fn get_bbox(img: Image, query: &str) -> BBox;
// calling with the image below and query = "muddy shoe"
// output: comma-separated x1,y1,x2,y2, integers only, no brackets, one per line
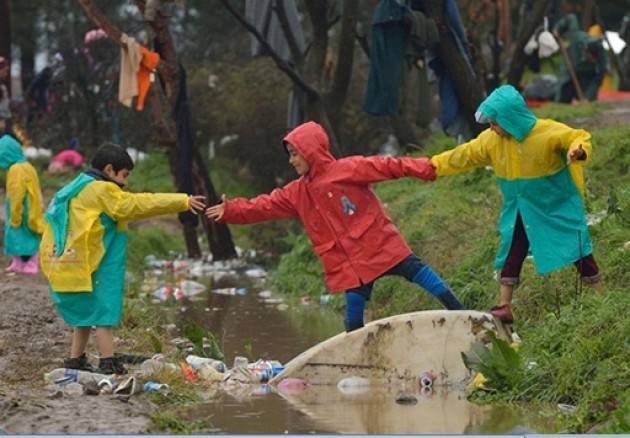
63,353,95,372
97,357,128,375
490,304,514,324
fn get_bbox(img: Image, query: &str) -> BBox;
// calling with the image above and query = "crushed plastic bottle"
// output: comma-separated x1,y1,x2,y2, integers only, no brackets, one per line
45,368,111,385
212,287,247,296
143,381,170,394
233,356,249,369
177,279,207,296
185,355,227,373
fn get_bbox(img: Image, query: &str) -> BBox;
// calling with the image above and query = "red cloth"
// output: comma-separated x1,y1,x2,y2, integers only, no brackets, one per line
222,121,436,292
51,149,84,167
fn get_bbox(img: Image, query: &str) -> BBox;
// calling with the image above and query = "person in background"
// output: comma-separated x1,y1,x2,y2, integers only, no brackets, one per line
0,56,12,136
0,134,45,274
48,137,85,175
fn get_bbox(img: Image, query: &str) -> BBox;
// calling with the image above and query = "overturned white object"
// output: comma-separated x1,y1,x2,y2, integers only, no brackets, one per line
270,310,509,387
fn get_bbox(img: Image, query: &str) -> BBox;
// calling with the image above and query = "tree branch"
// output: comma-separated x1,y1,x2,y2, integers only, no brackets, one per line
218,0,320,100
273,0,303,67
329,0,359,107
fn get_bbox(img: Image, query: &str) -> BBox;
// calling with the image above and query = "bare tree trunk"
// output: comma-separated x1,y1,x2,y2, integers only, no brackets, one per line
77,0,237,260
506,0,548,87
0,0,11,96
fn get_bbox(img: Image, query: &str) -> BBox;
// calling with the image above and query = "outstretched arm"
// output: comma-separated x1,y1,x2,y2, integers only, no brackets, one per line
333,155,436,185
206,185,298,225
550,121,592,166
98,183,205,222
430,131,492,176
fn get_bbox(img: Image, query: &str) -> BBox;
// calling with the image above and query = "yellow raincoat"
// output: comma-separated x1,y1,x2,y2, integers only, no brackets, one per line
0,135,45,256
40,172,189,326
431,85,593,276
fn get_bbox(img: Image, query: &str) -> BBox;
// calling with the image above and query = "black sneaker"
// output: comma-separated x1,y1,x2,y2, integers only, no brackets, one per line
114,352,149,364
63,353,95,372
97,357,128,375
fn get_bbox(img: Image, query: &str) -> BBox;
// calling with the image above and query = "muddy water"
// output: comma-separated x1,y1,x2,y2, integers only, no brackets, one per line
156,271,559,434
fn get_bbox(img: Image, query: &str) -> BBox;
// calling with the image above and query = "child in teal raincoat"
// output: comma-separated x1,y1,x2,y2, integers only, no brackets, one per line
431,85,601,323
0,134,45,274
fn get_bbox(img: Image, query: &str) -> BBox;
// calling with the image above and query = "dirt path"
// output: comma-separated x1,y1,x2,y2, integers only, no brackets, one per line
0,261,154,434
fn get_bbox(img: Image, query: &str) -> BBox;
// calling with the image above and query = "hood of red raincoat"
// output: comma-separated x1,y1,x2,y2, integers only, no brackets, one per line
283,121,335,177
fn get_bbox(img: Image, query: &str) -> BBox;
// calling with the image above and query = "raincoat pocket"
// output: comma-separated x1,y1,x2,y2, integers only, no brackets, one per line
348,214,377,240
313,240,344,273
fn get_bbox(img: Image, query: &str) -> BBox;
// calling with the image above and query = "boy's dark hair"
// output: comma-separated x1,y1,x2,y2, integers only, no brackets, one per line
91,143,134,172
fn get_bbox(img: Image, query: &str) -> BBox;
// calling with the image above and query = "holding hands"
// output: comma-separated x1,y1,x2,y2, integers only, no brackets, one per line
567,144,587,164
206,194,227,222
188,195,207,214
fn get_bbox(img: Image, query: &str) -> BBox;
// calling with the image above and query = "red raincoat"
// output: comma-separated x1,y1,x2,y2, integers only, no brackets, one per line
223,122,436,292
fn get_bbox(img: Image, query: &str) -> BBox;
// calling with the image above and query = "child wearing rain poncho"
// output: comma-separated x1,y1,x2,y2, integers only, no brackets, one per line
431,85,601,323
0,134,45,274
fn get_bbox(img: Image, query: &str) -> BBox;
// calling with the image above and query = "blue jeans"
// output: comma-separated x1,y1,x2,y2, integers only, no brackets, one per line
344,254,461,331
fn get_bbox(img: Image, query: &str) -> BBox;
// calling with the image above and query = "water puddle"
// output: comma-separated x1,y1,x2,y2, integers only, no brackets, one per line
144,262,561,434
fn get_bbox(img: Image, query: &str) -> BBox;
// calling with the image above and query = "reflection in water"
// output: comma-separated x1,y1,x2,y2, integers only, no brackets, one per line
155,271,559,434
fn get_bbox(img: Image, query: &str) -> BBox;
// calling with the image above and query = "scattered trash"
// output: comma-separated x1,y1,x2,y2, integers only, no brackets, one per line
526,361,538,370
395,393,418,405
140,356,178,375
247,359,284,383
143,381,170,394
586,210,607,226
251,384,273,396
261,297,284,305
319,294,333,305
177,279,206,296
277,377,309,395
258,290,272,299
45,368,111,385
186,355,227,373
468,372,488,390
557,403,577,413
244,267,266,279
62,382,84,397
233,356,249,369
114,376,138,395
337,376,370,389
198,365,225,383
277,303,289,311
419,371,436,388
511,332,522,344
153,286,183,301
180,361,197,382
212,287,247,296
300,296,312,305
98,378,114,394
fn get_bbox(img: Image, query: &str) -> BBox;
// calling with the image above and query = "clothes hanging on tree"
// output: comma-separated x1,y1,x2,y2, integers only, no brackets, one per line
118,34,160,110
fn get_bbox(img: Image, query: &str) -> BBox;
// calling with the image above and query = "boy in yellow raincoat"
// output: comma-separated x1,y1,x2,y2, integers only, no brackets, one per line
0,134,45,274
431,85,601,324
40,143,205,374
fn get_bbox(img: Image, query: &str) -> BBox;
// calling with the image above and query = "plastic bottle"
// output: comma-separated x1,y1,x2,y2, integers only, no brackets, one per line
233,356,249,369
44,368,111,385
319,295,333,305
185,355,227,373
143,382,170,393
